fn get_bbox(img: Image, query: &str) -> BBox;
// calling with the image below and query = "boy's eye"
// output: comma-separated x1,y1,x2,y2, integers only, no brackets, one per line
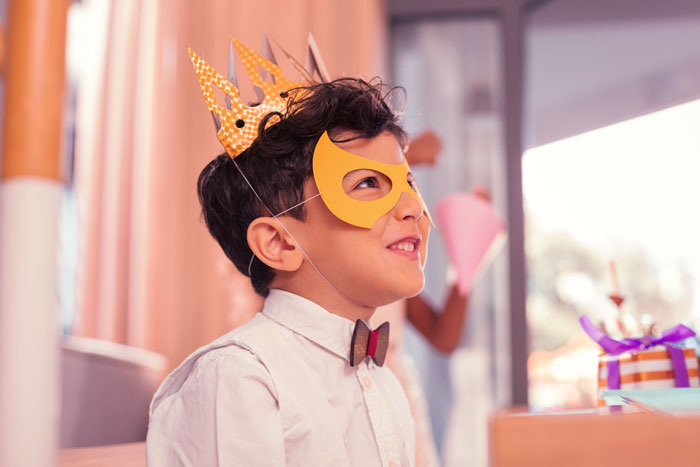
355,177,379,189
407,174,418,193
342,169,392,201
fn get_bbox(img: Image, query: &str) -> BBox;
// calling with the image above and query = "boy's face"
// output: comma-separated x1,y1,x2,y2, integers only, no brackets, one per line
294,131,430,307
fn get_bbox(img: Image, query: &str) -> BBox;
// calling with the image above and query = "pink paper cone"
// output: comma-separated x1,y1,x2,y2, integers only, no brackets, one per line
436,192,507,295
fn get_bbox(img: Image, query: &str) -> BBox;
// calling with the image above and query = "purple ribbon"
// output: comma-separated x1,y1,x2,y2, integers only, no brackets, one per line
579,315,696,390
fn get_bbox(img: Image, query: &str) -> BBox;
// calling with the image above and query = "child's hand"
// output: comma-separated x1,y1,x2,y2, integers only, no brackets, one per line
445,263,459,288
405,130,442,166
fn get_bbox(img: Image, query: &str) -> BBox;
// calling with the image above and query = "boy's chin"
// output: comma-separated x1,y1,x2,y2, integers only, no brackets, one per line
390,275,425,301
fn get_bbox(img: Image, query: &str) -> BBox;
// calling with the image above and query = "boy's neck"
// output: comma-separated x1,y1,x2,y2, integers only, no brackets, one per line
272,283,376,323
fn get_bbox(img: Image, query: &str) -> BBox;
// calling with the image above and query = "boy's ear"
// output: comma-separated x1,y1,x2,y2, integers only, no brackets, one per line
247,217,304,272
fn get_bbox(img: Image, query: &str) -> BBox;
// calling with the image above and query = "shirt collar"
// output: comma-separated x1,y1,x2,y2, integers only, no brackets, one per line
262,289,356,363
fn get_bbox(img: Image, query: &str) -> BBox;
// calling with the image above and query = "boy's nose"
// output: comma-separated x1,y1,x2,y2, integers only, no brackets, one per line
393,191,424,222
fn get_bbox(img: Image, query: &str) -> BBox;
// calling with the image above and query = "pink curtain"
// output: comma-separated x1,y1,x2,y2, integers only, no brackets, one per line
74,0,388,371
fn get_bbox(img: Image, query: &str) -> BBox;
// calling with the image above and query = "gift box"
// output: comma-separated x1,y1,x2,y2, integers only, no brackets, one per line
580,316,700,401
598,346,699,391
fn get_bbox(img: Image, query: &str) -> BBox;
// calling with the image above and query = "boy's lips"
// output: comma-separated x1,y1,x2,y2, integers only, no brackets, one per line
386,235,421,258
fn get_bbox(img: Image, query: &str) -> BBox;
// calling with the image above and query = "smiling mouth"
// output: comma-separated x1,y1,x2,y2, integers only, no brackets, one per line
387,236,421,256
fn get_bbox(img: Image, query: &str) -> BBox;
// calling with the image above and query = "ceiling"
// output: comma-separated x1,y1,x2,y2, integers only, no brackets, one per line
388,0,700,148
526,0,700,146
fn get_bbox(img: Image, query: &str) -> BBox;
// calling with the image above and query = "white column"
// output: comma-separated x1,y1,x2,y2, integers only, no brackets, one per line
0,179,63,466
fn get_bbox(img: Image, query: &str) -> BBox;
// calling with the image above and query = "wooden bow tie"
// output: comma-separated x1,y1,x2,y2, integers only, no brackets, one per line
350,320,390,367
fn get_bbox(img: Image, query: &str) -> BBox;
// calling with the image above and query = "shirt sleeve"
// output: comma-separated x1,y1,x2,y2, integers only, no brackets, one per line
146,345,286,467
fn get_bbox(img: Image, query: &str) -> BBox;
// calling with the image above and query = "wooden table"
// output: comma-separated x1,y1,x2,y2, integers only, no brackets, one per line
57,442,145,467
57,409,700,467
490,408,700,466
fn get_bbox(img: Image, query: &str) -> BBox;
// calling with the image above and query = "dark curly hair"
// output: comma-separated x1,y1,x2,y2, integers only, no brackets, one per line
197,78,408,296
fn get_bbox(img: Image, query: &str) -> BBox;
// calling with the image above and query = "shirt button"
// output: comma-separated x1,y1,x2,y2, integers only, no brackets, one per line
362,376,372,389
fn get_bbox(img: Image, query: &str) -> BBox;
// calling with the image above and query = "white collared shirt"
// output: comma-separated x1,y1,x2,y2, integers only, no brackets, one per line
146,289,415,466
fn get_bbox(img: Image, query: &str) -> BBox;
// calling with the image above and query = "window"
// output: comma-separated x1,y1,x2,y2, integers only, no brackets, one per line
524,99,700,408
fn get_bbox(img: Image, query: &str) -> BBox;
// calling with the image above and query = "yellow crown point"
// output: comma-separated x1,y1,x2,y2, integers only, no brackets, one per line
188,38,305,159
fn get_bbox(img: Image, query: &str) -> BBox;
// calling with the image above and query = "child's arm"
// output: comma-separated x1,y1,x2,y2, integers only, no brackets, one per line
146,350,286,466
405,130,442,166
406,284,469,353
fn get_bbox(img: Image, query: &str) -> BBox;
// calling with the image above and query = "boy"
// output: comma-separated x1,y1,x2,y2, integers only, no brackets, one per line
146,39,430,466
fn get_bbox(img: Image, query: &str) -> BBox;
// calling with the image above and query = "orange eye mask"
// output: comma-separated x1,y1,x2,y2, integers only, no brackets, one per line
312,131,432,229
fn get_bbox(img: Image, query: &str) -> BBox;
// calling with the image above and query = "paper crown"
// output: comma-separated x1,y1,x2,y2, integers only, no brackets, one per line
188,35,330,159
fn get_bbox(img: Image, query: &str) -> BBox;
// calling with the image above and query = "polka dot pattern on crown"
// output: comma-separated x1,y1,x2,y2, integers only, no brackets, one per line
187,39,305,159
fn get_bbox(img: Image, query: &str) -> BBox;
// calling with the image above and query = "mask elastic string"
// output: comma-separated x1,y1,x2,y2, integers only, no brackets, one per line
233,160,365,308
268,215,366,307
233,159,276,217
247,254,256,277
273,192,321,217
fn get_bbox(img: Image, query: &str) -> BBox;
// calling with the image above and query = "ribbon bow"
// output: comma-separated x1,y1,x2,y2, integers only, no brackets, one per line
350,320,390,367
579,315,696,389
